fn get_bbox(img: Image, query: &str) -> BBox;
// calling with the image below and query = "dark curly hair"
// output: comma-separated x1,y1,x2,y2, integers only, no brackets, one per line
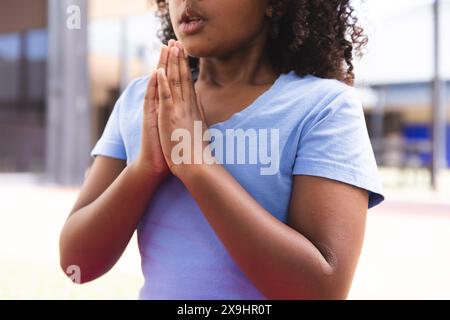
153,0,367,85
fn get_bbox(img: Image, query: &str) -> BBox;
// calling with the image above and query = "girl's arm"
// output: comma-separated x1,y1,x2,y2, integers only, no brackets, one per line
59,43,176,284
175,164,368,300
59,156,165,284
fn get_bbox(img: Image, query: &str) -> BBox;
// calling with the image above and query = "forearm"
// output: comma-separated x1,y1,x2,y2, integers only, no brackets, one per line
177,164,338,299
59,163,163,283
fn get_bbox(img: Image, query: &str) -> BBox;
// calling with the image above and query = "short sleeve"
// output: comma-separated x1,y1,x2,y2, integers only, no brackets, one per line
90,94,127,161
293,88,385,209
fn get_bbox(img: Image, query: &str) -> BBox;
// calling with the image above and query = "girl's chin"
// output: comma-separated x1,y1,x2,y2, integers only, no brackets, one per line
183,47,215,59
179,39,218,58
180,37,246,60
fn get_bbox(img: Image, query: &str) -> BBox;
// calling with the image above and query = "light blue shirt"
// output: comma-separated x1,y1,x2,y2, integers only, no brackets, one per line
91,71,385,299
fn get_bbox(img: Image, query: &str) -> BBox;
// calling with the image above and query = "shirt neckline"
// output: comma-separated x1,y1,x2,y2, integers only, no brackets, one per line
208,71,292,129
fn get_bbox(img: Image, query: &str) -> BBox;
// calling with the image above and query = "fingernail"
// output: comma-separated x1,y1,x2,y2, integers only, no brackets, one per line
175,42,183,57
172,47,179,57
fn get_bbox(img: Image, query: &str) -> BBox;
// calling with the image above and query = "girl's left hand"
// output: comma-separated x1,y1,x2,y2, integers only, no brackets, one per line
156,42,211,176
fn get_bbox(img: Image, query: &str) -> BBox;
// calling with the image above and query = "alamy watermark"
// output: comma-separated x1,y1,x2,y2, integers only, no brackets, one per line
66,265,81,284
66,5,81,30
171,121,280,176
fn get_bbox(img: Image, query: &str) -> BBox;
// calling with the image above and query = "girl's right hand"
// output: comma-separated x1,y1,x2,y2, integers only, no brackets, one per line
133,41,176,180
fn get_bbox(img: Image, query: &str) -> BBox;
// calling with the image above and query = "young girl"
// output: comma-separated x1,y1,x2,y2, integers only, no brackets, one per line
59,0,384,299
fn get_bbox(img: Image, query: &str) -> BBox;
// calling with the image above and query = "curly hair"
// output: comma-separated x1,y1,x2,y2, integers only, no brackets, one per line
153,0,367,85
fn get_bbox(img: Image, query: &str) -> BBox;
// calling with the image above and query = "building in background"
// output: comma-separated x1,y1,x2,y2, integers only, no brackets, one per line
0,0,448,185
356,0,450,170
0,0,47,173
0,0,159,184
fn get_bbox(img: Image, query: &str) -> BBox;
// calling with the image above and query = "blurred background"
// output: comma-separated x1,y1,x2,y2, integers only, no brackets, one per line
0,0,449,299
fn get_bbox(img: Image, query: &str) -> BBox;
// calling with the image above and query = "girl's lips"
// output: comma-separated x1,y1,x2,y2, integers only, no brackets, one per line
179,19,207,35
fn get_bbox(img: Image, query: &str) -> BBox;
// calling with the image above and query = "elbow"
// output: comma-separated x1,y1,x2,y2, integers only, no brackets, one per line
312,285,350,300
307,267,353,300
59,260,83,285
263,269,352,300
305,255,354,300
59,250,102,285
267,288,349,301
309,272,353,300
59,239,86,285
292,281,350,300
59,229,101,285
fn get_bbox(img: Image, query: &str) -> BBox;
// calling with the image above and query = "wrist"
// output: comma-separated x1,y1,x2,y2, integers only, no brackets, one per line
172,161,220,183
170,143,218,180
129,160,168,185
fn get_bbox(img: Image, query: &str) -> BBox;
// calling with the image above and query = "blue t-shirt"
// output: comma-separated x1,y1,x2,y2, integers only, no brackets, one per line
91,71,385,299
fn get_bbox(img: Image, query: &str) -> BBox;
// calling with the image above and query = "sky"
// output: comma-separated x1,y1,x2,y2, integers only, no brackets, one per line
354,0,450,84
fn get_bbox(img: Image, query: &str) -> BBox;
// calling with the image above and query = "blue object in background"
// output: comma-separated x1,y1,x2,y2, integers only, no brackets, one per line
403,124,450,167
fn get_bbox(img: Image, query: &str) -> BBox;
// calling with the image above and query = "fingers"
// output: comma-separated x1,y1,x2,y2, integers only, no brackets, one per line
157,40,176,71
155,45,168,103
157,68,173,109
168,39,176,48
161,40,192,102
144,70,158,110
156,40,176,101
144,70,158,116
157,45,169,71
142,71,159,129
167,46,182,103
177,43,194,102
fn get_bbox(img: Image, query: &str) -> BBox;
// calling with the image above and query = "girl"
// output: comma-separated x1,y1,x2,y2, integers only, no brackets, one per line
59,0,384,299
